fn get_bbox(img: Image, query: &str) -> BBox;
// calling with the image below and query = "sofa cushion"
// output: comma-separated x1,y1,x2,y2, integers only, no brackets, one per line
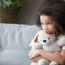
0,23,41,65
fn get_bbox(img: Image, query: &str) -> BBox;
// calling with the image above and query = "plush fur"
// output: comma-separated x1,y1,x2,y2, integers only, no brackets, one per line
29,30,65,65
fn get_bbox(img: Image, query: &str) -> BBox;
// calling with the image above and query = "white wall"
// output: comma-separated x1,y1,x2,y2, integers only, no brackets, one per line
18,0,43,25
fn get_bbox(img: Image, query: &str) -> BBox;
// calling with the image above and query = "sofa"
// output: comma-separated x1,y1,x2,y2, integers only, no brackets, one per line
0,23,41,65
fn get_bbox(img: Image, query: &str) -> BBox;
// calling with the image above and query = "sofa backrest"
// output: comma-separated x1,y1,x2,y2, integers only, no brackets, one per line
0,23,41,65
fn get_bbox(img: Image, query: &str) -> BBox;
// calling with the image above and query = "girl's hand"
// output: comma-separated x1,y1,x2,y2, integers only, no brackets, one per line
29,34,39,59
31,55,46,62
28,49,40,60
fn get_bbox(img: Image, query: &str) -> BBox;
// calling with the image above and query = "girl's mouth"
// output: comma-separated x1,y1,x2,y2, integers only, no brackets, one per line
45,31,53,34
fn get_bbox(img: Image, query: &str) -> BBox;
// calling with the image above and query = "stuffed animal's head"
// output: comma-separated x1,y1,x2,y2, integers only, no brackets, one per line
38,31,56,45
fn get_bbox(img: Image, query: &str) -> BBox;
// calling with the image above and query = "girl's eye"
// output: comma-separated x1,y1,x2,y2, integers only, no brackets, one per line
48,23,51,25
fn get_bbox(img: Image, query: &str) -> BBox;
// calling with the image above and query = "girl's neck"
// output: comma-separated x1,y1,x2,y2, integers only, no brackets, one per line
55,31,59,36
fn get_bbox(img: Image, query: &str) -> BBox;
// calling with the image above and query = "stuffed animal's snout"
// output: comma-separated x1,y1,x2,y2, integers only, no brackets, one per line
43,40,46,43
42,39,50,45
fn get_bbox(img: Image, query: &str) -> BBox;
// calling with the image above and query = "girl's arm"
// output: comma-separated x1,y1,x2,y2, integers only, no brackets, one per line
30,55,44,62
30,49,65,65
37,49,65,65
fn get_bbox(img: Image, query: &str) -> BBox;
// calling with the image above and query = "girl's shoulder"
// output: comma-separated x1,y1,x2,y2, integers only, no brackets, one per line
56,34,65,50
56,33,65,39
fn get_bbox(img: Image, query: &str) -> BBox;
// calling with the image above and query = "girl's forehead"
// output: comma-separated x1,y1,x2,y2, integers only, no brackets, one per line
40,15,52,19
40,15,53,22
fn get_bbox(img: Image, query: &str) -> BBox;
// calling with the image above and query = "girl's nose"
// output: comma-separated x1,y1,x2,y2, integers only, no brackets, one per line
43,25,48,30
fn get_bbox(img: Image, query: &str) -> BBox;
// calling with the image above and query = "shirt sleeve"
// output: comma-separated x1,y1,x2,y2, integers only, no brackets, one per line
62,46,65,50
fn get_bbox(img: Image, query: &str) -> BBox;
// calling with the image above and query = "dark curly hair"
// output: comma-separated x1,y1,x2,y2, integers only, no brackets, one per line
35,0,65,34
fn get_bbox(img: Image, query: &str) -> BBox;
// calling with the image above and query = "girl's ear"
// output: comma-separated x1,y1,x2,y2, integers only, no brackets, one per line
34,34,39,42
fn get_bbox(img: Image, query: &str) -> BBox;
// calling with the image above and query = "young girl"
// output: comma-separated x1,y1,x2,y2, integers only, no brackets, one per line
29,0,65,65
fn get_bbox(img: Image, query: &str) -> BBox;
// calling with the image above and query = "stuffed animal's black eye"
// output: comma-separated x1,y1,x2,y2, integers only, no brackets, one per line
48,38,50,40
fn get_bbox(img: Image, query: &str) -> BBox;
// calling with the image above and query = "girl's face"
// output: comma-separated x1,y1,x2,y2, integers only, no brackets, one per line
40,15,59,36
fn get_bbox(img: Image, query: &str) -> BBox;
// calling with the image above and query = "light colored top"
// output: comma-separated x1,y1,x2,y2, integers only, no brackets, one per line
62,46,65,50
56,34,65,50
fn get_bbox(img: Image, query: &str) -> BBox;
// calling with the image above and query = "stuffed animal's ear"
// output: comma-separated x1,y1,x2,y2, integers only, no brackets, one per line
29,34,39,48
34,34,39,42
29,30,41,48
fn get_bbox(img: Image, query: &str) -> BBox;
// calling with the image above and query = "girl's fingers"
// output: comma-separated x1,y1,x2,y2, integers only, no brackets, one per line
29,55,32,57
34,34,39,42
29,51,31,52
28,51,33,57
30,56,34,60
28,53,31,57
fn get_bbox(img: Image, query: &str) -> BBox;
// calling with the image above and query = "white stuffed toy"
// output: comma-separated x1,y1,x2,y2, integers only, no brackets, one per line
29,30,65,65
